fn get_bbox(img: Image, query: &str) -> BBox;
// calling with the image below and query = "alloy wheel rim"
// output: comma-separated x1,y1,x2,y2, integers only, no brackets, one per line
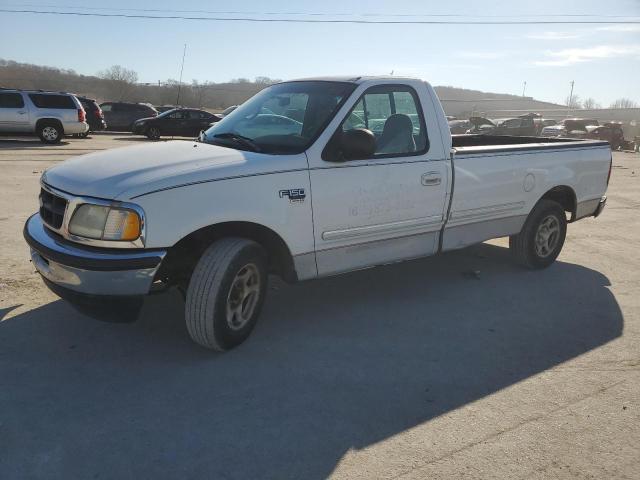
42,126,58,141
534,215,560,258
226,263,261,331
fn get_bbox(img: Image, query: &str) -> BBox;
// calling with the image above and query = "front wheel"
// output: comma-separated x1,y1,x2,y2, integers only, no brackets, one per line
509,199,567,269
185,238,268,351
146,126,161,140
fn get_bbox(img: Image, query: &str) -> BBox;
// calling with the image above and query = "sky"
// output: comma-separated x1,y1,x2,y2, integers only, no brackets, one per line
0,0,639,106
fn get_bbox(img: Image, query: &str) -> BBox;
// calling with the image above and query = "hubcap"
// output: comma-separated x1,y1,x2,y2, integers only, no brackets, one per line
534,215,560,258
226,263,261,331
42,126,58,141
150,128,159,138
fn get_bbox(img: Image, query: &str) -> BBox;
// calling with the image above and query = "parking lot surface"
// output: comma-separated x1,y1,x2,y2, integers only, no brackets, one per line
0,134,638,479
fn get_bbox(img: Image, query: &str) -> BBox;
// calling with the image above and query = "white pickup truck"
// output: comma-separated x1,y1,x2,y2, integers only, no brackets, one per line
24,76,611,351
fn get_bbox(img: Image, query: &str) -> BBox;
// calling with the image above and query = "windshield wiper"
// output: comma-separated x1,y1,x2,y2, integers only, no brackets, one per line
212,133,262,152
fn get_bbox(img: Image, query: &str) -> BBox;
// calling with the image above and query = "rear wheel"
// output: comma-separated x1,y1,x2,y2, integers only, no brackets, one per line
185,238,268,351
37,122,62,144
509,199,567,269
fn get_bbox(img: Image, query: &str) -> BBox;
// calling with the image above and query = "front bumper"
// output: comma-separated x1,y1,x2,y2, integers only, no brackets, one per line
593,195,607,218
131,122,147,134
24,214,166,297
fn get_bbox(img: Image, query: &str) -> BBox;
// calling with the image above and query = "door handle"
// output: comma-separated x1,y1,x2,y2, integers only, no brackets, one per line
421,172,442,186
17,111,26,114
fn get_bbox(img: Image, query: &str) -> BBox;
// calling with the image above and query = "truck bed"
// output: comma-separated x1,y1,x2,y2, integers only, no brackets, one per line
452,134,610,154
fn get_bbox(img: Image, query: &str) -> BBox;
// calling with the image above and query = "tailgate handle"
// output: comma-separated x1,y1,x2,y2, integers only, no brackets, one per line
421,172,442,186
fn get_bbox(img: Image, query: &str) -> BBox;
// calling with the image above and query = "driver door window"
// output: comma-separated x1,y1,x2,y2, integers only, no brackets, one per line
338,86,428,157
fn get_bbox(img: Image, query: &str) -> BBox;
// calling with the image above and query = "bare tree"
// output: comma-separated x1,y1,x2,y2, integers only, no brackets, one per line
609,98,639,109
254,76,281,86
582,97,601,109
564,94,583,109
97,65,138,100
191,79,214,108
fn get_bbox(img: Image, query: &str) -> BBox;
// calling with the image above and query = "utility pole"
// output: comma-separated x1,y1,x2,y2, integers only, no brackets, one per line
567,80,575,118
522,81,527,97
176,44,187,106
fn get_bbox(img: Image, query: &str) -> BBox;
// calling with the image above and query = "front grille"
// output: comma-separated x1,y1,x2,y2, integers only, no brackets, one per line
39,188,67,229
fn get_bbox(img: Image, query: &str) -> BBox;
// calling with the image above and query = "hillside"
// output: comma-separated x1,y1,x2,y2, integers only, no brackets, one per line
0,59,563,115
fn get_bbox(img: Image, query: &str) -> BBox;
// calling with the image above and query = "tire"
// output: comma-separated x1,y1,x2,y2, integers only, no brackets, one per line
185,238,268,351
146,126,161,140
37,122,63,144
509,199,567,269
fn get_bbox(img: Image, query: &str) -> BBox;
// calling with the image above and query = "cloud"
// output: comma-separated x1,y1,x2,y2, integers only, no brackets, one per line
532,44,640,66
526,31,583,40
596,25,640,32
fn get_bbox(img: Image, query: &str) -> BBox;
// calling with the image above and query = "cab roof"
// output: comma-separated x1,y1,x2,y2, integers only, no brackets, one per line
287,75,423,84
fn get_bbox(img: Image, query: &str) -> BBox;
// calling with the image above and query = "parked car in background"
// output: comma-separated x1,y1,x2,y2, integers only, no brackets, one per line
467,116,537,136
0,89,88,143
467,116,496,134
496,117,538,136
541,118,599,138
449,119,472,134
132,108,221,139
154,105,177,114
100,102,158,131
220,105,238,117
534,118,558,135
75,96,106,137
585,123,625,150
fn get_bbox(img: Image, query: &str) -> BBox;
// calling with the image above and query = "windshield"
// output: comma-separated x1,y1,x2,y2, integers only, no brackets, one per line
201,81,356,154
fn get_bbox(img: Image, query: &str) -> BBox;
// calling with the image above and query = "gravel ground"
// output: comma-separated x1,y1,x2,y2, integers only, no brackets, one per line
0,133,638,479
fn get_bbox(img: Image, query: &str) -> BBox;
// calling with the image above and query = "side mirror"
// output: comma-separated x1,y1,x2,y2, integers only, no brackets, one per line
341,128,376,161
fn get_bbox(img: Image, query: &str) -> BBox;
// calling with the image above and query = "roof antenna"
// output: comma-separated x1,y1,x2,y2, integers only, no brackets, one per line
389,70,394,76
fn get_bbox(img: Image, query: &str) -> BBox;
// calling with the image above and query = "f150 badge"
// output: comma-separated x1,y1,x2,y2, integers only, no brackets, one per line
279,188,306,203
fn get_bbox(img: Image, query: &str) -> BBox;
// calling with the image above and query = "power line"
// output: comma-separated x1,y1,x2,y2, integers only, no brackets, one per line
3,3,638,18
1,9,640,24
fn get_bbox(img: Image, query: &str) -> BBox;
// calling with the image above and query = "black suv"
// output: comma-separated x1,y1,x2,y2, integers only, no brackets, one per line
100,102,158,131
132,108,221,139
76,96,106,136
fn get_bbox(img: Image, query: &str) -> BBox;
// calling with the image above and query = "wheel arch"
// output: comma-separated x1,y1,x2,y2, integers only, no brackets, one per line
155,221,298,287
537,185,577,221
36,117,65,134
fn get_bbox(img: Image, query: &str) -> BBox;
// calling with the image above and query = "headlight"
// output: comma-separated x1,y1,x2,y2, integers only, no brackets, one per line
69,204,142,241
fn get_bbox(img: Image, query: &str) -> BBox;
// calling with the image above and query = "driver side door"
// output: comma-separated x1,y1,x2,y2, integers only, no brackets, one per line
307,84,450,276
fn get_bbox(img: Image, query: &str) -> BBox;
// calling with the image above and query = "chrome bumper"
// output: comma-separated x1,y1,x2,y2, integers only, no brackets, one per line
24,214,166,296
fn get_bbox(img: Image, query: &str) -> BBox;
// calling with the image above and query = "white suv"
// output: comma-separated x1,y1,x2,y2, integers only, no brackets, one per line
0,89,89,143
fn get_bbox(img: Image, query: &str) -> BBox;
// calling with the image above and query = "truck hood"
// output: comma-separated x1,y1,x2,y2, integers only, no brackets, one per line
42,141,307,200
